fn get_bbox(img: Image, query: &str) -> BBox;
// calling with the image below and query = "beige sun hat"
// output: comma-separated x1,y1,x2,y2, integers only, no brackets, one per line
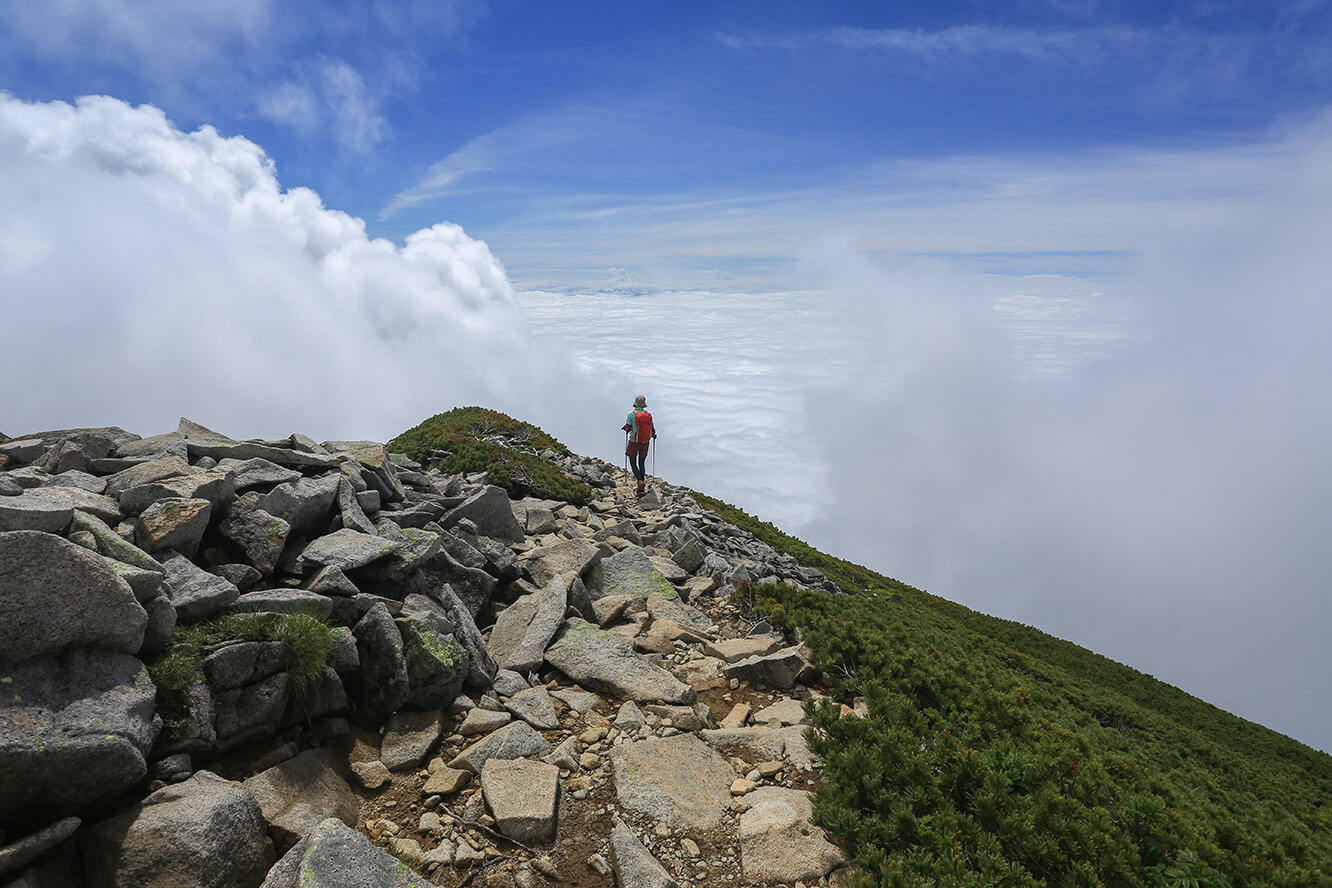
633,395,647,408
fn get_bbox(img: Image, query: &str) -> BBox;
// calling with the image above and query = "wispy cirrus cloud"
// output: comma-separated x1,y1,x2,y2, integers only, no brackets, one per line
379,108,610,219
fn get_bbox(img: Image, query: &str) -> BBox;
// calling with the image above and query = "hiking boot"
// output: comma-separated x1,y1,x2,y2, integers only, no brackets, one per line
636,481,646,496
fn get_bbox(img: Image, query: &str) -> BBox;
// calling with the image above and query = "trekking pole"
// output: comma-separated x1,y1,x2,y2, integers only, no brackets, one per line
651,436,655,480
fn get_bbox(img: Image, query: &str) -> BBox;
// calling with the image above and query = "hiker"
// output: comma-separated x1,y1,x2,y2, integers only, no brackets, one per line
622,394,657,496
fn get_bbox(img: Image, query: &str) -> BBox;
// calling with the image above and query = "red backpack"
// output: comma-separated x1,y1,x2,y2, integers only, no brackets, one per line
632,410,654,444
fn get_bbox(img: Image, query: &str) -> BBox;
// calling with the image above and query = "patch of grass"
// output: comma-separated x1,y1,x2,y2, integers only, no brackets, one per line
147,610,336,710
389,407,591,505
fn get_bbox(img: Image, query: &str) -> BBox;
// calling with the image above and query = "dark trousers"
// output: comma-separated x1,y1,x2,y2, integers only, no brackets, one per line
627,441,649,482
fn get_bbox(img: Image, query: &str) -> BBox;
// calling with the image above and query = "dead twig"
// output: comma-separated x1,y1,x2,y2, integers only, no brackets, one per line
437,807,540,856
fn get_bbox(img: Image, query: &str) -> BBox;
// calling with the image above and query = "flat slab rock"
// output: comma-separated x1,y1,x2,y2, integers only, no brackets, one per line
448,720,549,775
263,817,424,888
610,734,736,833
480,757,561,844
544,618,695,705
242,748,358,846
739,787,844,882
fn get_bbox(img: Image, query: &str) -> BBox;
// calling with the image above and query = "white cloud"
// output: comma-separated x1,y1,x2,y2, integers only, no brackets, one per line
257,58,389,154
0,94,600,442
515,112,1332,753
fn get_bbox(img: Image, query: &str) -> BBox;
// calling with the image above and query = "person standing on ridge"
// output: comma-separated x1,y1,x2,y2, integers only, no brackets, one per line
622,394,657,497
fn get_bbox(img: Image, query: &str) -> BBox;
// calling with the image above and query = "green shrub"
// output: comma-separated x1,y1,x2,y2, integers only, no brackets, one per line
389,407,591,505
740,582,1331,888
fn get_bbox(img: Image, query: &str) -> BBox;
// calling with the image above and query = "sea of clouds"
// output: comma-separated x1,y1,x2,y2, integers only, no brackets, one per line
3,93,1329,753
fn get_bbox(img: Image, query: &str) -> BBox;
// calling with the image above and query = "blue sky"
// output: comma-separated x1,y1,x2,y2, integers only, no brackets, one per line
3,2,1331,753
5,1,1330,288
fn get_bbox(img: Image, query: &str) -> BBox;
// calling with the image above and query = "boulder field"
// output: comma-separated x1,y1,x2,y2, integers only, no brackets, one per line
0,420,852,888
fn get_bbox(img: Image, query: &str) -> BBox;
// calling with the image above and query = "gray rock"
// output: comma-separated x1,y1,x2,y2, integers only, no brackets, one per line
700,727,786,762
738,787,843,882
0,531,147,668
228,589,335,620
103,557,165,602
135,497,212,556
242,748,358,846
336,477,377,535
219,492,291,576
437,528,488,571
214,673,290,748
646,591,713,635
593,519,641,544
201,640,292,691
349,602,409,726
103,455,194,499
0,816,80,881
702,636,784,663
0,438,46,464
217,457,302,492
586,546,678,605
608,820,679,888
350,760,391,790
402,549,497,618
183,426,341,470
645,703,714,732
480,758,560,844
487,591,540,670
491,669,529,698
0,475,22,496
752,698,810,727
422,582,497,690
360,524,442,583
722,645,808,690
282,668,347,727
2,465,52,489
119,468,235,515
0,649,161,830
261,817,424,888
541,736,582,772
322,441,407,504
327,627,359,673
439,485,524,542
504,686,560,730
139,594,177,657
522,538,601,589
671,538,707,575
297,528,403,574
544,618,695,704
502,576,569,675
610,734,735,832
83,770,274,888
0,489,74,533
592,593,633,628
397,614,468,710
70,509,160,571
301,565,360,596
380,710,444,771
116,429,188,460
39,469,107,493
158,550,240,623
459,708,512,736
549,687,602,714
213,562,262,590
448,721,550,774
258,475,340,537
614,701,645,730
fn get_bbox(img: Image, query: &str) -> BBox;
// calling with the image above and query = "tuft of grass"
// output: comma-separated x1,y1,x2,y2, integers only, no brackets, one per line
147,610,336,707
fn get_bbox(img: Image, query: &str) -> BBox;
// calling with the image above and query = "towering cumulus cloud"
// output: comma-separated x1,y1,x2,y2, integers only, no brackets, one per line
0,94,535,440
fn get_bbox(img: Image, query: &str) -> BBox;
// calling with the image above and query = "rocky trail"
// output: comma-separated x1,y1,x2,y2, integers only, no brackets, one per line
0,421,854,888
